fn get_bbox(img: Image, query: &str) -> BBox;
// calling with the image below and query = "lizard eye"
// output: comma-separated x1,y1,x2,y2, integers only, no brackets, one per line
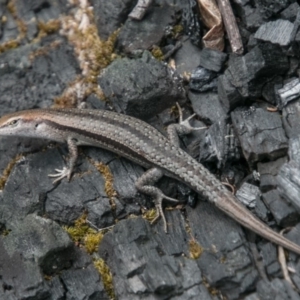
8,119,19,126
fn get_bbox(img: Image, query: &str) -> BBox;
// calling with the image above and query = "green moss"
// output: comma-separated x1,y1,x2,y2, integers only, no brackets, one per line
172,24,184,36
0,0,28,54
64,213,103,254
37,19,61,38
142,208,158,223
94,258,115,300
0,39,19,54
93,161,116,202
189,239,203,259
1,229,11,236
0,154,23,190
85,232,103,254
151,46,164,60
202,277,220,296
55,6,120,107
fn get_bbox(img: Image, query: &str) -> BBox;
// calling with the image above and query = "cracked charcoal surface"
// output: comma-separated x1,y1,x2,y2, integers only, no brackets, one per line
218,43,289,112
116,1,183,54
199,48,227,72
0,0,300,299
98,51,186,118
231,107,288,163
254,19,295,46
278,78,300,107
189,91,227,124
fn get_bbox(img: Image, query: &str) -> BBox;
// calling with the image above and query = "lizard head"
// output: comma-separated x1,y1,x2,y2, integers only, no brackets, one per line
0,110,46,138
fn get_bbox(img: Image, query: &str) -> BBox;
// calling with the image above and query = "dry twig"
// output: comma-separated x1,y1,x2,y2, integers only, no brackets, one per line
216,0,244,54
129,0,153,20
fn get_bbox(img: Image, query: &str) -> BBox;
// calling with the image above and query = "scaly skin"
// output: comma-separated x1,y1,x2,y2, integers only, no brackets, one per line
0,108,300,254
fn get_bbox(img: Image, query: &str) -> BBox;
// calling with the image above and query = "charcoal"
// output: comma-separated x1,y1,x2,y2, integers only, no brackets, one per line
277,77,300,107
232,0,251,6
254,19,294,46
259,242,278,274
218,70,247,113
289,136,300,164
1,149,67,227
85,198,114,229
282,98,300,138
277,160,300,213
2,0,300,298
288,57,300,76
232,2,264,30
187,202,257,299
255,197,269,222
60,264,108,300
188,91,227,123
181,0,201,45
91,0,135,40
0,10,19,43
14,0,69,41
199,48,227,72
261,76,283,105
257,278,300,300
262,190,300,227
116,3,176,54
218,44,289,112
256,0,291,19
257,157,287,192
0,237,51,299
231,107,288,163
293,30,300,58
280,2,300,22
198,119,240,167
285,224,300,261
189,67,218,92
98,51,186,118
247,34,259,51
3,214,74,274
244,293,260,300
98,217,211,299
0,38,80,117
236,182,260,208
173,37,202,75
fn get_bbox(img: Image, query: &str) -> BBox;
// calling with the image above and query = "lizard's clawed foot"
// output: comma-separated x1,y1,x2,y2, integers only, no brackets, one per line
176,102,207,132
152,191,179,233
48,167,72,184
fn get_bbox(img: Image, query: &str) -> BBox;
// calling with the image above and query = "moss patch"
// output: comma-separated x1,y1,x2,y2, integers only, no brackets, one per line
55,1,119,107
94,258,115,300
0,154,23,190
37,19,61,38
92,161,117,210
189,239,203,259
64,213,103,254
0,0,28,54
142,208,158,223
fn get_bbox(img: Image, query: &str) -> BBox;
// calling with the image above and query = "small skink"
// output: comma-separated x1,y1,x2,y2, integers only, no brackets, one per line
0,107,300,255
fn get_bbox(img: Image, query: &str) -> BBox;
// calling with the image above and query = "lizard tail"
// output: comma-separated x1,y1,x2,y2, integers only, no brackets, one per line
214,190,300,255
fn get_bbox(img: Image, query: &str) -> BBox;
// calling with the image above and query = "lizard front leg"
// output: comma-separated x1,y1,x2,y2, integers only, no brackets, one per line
48,137,78,183
135,167,178,232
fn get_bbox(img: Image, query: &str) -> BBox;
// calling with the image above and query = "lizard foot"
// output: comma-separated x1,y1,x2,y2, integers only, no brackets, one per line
176,102,207,132
151,191,179,233
48,167,72,184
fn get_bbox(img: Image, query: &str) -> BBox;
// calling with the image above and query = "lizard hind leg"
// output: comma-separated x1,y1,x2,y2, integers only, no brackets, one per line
135,167,178,233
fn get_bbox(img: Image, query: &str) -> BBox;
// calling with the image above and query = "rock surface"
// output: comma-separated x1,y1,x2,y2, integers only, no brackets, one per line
0,0,300,299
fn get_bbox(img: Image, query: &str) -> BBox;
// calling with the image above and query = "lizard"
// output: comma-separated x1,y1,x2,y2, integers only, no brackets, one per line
0,105,300,255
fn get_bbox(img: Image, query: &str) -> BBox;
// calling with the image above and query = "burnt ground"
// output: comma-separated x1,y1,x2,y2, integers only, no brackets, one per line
0,0,300,299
